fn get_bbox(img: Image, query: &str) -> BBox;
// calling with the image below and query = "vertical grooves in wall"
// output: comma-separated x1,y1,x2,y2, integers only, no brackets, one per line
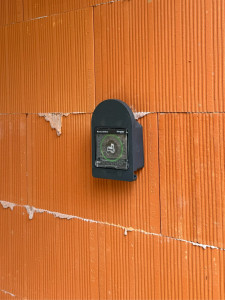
157,113,162,234
0,115,27,204
0,8,95,113
94,0,155,112
0,0,23,26
2,0,225,299
93,0,225,112
159,113,225,249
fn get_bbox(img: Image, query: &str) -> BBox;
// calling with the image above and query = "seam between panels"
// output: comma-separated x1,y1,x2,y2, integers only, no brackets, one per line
0,0,124,28
0,200,224,251
157,113,162,234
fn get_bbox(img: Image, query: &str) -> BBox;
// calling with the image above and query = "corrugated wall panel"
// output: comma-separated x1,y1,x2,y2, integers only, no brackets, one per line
0,115,27,204
27,113,160,233
94,0,225,112
94,0,155,112
0,8,95,113
1,0,225,298
0,0,23,26
1,205,225,299
159,113,225,248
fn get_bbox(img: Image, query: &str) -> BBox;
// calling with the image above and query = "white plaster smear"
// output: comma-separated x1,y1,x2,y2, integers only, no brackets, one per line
38,112,87,136
38,113,69,136
0,200,222,251
133,112,151,120
0,201,16,210
0,289,16,297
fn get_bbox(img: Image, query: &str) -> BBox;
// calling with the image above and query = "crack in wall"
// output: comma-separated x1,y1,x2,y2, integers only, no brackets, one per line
0,200,223,251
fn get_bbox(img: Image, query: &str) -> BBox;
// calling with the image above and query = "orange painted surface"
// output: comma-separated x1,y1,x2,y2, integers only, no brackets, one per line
0,115,27,204
95,0,225,112
0,0,23,26
0,8,95,113
159,113,225,248
1,0,225,299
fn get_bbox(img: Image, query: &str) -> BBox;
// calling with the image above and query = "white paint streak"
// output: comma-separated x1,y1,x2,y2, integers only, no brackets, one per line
0,289,16,297
31,15,47,20
175,239,218,250
0,200,223,251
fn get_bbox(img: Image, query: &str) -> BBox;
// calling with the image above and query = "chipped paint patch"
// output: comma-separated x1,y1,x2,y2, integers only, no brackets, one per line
0,200,224,251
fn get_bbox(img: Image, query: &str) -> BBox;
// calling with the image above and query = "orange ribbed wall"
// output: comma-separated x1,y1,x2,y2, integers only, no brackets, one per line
1,0,225,299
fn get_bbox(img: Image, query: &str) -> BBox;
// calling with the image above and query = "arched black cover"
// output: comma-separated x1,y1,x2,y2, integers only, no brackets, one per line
91,99,144,181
